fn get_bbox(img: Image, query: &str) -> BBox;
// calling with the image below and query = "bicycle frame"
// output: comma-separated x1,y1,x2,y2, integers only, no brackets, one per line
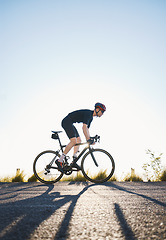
73,143,98,167
51,131,99,172
72,143,89,162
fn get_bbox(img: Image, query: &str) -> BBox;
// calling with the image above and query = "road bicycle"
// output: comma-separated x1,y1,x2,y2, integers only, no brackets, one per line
33,131,115,184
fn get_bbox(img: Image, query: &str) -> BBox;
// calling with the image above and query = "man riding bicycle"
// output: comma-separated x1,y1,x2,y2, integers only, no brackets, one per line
55,102,106,172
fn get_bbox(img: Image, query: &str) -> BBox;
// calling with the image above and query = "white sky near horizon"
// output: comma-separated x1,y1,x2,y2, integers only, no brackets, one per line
0,0,166,180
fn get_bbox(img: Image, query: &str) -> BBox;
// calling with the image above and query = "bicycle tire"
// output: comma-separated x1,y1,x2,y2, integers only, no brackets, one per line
33,150,63,184
81,148,115,183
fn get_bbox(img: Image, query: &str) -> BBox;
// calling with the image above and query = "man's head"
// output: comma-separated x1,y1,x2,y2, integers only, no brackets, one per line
94,102,106,117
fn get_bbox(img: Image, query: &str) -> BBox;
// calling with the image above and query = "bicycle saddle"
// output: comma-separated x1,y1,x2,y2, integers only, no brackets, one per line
51,131,62,134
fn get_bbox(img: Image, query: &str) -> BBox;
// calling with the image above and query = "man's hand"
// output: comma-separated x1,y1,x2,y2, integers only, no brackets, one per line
87,137,95,145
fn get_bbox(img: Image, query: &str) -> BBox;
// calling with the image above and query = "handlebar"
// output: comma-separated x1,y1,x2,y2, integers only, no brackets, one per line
91,135,100,143
75,135,100,146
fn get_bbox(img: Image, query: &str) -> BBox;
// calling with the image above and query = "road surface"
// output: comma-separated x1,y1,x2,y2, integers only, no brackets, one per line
0,182,165,240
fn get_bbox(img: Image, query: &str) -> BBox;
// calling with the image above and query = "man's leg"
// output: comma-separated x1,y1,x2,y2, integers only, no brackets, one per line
73,136,81,155
58,137,77,162
55,137,77,172
71,136,82,170
63,137,77,155
56,118,80,171
59,137,81,160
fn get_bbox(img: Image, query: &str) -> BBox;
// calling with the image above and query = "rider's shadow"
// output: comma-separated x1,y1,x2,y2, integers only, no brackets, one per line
54,182,90,239
104,182,166,207
0,182,92,240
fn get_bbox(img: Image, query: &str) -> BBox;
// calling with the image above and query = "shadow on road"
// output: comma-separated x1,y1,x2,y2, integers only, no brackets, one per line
54,182,91,239
114,203,137,240
93,181,166,240
1,182,165,239
0,182,93,240
104,182,166,207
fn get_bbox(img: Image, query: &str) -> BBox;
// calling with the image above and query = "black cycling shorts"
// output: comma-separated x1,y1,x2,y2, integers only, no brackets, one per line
61,116,79,139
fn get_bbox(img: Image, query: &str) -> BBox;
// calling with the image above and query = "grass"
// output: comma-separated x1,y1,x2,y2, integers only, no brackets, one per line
0,176,12,182
61,170,117,182
108,174,117,181
61,172,87,182
12,170,25,182
0,169,117,183
28,174,38,182
2,170,165,182
93,170,117,181
93,170,107,181
1,170,165,182
0,171,26,182
123,173,143,182
159,169,166,181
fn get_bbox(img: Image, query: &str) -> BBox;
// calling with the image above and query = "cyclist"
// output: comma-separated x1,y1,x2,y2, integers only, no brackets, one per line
55,103,106,172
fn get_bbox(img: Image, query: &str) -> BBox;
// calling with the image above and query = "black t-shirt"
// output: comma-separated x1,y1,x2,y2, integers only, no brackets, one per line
67,109,94,128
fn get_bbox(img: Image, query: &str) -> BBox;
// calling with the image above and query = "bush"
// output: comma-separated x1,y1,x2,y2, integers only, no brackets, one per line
123,173,143,182
159,170,166,181
28,174,38,182
142,149,163,181
12,171,25,182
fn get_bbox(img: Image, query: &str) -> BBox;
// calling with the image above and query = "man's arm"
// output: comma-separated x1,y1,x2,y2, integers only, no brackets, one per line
82,123,90,141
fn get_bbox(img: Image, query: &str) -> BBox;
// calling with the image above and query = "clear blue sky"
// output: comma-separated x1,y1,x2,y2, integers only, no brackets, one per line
0,0,166,179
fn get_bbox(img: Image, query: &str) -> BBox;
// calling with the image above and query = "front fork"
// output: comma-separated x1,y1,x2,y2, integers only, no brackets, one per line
89,148,98,167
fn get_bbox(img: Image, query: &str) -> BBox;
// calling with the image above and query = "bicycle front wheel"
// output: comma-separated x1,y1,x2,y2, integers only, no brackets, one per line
81,148,115,183
33,150,63,184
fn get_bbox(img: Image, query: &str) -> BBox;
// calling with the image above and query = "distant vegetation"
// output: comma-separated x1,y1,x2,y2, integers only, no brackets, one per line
28,174,38,182
142,149,165,181
1,170,166,182
0,150,166,183
123,173,143,182
12,170,25,182
0,172,37,183
160,169,166,181
0,176,13,182
61,172,117,182
0,170,25,183
0,171,117,183
61,172,87,182
108,174,117,181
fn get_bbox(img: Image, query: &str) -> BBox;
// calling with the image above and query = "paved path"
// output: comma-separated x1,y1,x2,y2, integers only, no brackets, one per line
0,182,165,240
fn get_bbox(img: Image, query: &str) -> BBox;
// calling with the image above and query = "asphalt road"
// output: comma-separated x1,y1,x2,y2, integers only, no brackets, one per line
0,181,165,240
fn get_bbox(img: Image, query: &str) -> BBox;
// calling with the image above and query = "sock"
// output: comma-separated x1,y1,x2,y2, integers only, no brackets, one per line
73,151,79,158
58,153,66,163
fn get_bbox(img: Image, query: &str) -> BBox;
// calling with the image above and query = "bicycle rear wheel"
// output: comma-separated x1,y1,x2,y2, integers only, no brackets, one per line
81,148,115,183
33,150,63,184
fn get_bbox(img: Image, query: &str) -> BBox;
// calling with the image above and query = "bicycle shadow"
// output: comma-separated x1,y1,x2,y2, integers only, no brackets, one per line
0,182,93,240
